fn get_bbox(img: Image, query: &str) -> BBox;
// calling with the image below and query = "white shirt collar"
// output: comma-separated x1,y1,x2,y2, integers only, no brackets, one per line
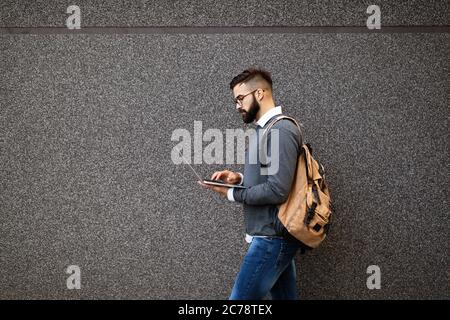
256,106,283,127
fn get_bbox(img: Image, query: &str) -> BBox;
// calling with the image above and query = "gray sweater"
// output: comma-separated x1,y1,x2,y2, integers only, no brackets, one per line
233,115,303,237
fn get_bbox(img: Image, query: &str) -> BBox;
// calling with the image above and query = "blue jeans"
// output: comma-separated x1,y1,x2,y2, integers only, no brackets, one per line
229,236,300,300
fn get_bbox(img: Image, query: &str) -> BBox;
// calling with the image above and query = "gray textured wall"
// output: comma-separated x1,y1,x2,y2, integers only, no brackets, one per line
0,1,449,299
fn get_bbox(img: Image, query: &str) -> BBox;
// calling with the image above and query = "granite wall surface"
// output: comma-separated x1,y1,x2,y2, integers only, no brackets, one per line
0,1,448,299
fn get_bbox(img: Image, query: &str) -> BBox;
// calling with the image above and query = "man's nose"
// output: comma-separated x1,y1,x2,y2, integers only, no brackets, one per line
235,103,242,110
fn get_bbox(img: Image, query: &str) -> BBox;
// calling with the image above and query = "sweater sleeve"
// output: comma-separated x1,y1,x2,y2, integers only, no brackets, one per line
232,122,301,205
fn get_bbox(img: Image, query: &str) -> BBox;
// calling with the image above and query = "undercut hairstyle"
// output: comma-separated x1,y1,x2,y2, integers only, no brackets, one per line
229,68,273,91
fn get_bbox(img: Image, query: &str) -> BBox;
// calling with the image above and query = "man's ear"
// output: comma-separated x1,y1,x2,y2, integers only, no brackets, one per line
256,88,265,101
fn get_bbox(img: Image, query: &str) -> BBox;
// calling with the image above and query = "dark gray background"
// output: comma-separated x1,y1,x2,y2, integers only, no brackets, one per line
0,1,449,299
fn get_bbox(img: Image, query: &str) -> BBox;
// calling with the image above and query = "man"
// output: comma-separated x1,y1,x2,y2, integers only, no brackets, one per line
199,68,303,300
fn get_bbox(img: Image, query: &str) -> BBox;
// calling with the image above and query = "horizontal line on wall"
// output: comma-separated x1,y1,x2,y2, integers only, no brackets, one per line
0,25,449,34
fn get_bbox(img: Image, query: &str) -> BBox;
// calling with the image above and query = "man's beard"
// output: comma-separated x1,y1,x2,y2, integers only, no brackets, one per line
240,95,260,124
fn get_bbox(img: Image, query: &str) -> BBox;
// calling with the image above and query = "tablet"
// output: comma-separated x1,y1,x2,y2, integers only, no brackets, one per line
202,179,247,189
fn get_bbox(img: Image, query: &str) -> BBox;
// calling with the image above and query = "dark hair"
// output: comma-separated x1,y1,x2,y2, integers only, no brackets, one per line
229,68,273,90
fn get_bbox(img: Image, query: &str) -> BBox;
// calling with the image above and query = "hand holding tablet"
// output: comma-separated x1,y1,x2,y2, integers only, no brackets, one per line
205,170,246,188
177,147,247,189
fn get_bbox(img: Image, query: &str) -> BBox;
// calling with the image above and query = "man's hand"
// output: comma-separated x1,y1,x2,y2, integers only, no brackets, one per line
197,181,229,198
198,170,242,198
210,170,242,185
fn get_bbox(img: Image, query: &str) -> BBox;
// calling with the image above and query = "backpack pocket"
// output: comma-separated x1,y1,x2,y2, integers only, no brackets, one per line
307,211,329,235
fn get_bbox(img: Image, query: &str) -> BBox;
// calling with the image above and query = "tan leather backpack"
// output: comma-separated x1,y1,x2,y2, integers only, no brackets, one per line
263,115,333,249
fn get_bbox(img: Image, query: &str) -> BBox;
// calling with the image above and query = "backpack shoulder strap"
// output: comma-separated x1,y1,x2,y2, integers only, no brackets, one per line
263,115,314,178
262,115,303,141
301,144,314,181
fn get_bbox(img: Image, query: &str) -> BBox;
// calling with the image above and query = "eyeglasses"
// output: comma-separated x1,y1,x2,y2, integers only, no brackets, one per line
233,89,263,106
